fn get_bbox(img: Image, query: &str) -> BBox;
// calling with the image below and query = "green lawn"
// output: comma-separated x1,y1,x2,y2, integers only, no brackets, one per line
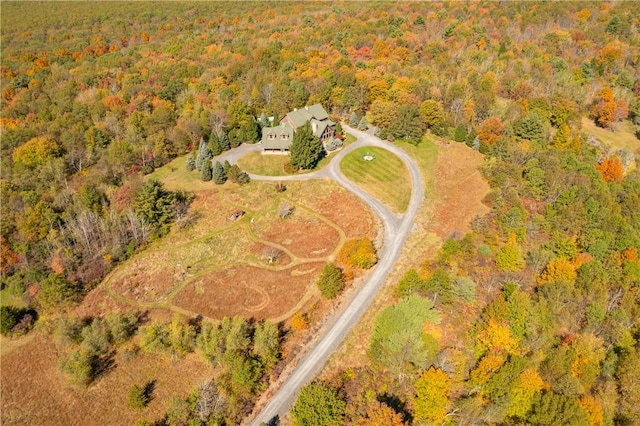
340,146,411,214
147,154,216,192
396,136,438,198
237,152,291,176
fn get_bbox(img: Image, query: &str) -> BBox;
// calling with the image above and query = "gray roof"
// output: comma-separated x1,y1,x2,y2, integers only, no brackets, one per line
283,103,330,128
261,123,294,150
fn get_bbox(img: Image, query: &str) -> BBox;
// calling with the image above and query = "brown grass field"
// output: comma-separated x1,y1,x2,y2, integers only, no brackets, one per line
1,169,379,425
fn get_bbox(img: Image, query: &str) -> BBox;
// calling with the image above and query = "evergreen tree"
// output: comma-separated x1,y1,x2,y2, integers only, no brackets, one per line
209,130,223,156
195,138,212,170
472,135,480,151
516,112,545,145
219,130,231,151
243,119,260,143
200,160,212,181
358,116,368,130
349,112,359,127
186,154,196,171
227,164,250,184
454,124,467,142
289,122,324,169
223,160,232,175
213,161,226,184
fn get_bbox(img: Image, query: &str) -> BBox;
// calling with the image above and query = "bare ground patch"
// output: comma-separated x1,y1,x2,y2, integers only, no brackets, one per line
309,189,377,239
253,209,341,259
172,263,324,320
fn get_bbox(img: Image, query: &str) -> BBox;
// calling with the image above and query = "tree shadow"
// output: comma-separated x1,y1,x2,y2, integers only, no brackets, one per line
378,393,413,424
144,379,157,404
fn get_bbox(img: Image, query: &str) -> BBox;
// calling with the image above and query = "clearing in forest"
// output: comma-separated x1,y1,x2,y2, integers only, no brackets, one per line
84,169,377,322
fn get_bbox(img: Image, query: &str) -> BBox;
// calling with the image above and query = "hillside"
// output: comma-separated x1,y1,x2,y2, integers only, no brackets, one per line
1,2,639,425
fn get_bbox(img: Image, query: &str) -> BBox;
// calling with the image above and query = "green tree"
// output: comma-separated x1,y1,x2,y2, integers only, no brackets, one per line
516,112,545,144
0,306,19,335
61,348,97,387
528,392,589,425
219,130,231,152
195,138,212,170
496,234,525,272
169,314,196,355
186,155,196,171
369,295,440,376
289,122,324,169
349,112,359,127
253,320,280,369
227,164,250,184
213,161,227,184
127,383,150,410
395,268,425,298
133,179,177,234
316,263,345,299
454,123,467,142
209,130,223,156
358,116,367,130
389,104,425,143
200,160,212,181
291,381,346,426
38,274,81,309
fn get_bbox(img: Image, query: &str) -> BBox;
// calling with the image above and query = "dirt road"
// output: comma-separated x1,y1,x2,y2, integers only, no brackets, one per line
220,127,424,425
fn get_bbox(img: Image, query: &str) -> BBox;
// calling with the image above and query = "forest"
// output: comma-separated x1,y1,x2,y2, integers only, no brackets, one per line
1,1,639,425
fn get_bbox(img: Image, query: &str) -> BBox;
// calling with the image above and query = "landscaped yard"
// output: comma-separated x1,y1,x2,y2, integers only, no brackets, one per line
340,146,411,214
236,152,291,176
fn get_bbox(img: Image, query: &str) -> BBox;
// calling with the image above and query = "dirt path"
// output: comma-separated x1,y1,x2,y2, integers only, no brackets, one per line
249,127,424,425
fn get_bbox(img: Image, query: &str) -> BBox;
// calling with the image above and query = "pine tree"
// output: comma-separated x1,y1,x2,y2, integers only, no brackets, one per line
223,160,232,175
213,161,226,184
219,130,231,151
209,130,223,156
195,139,212,170
186,155,196,171
454,124,467,142
201,160,212,181
358,116,367,130
349,112,359,127
289,122,324,169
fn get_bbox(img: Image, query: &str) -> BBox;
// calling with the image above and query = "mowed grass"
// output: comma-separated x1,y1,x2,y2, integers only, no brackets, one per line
147,154,216,191
237,152,290,176
340,146,411,213
581,117,639,153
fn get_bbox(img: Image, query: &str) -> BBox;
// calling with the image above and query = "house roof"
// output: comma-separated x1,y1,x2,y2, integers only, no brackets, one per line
283,103,330,128
261,123,294,150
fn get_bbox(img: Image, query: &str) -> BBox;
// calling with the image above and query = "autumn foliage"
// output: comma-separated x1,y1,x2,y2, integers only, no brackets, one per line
337,238,377,269
596,156,624,183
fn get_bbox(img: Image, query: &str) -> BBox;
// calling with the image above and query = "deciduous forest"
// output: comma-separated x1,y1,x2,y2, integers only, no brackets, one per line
1,1,639,425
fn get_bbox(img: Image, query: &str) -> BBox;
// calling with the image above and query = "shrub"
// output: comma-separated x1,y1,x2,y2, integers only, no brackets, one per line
291,312,309,331
127,383,150,410
0,305,19,335
316,263,345,299
337,238,377,269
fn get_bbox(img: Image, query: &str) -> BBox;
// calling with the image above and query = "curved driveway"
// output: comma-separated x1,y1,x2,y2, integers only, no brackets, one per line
221,126,424,425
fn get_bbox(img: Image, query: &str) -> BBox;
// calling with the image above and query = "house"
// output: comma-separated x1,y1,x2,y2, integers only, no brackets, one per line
261,103,335,152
